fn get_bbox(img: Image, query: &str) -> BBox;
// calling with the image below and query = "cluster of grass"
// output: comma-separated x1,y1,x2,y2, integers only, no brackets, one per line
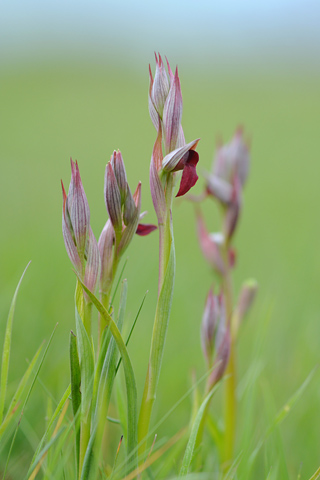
1,59,320,478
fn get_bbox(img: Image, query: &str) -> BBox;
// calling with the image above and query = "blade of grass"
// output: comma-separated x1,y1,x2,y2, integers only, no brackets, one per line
29,384,72,472
0,261,31,425
115,290,148,375
308,466,320,480
81,280,128,480
121,428,187,480
27,399,69,480
3,323,58,480
70,331,81,474
0,343,43,443
110,258,128,307
179,385,218,476
77,277,138,472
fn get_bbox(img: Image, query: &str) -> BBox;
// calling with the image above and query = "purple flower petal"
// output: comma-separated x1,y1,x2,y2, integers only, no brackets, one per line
136,223,157,236
175,150,199,197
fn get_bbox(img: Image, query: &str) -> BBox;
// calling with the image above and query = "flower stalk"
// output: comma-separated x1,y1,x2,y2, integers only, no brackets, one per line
195,129,256,468
138,54,200,457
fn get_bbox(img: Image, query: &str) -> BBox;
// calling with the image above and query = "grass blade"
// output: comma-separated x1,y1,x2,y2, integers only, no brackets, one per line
3,323,58,479
29,384,72,473
0,343,42,442
115,290,148,374
0,261,31,424
179,386,217,476
77,277,138,472
70,331,81,473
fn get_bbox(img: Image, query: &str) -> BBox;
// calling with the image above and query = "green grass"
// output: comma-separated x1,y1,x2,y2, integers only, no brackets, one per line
1,59,320,478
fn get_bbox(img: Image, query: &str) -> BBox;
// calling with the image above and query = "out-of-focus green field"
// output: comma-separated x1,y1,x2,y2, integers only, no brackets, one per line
1,60,320,478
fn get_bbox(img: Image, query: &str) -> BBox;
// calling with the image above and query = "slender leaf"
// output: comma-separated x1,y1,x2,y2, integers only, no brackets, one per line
309,466,320,480
179,386,217,476
75,306,94,417
70,331,81,472
116,290,148,374
0,262,31,424
3,323,58,479
0,343,42,442
81,280,128,480
29,384,72,472
76,277,138,472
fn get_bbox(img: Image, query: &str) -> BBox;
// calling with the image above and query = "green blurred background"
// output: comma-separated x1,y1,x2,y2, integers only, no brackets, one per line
1,1,320,477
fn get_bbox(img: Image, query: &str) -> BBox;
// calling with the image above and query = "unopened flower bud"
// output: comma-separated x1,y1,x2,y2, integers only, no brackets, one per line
233,279,258,337
151,53,170,118
62,159,100,293
110,150,127,205
223,175,242,241
201,289,230,387
213,127,249,187
98,219,115,294
104,162,122,236
163,66,183,153
123,184,136,226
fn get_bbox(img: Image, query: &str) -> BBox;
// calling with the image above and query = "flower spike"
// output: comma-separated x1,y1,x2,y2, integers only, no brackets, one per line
61,159,100,293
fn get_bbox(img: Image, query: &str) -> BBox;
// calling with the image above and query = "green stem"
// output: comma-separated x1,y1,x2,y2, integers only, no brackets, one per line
138,175,175,458
98,254,119,349
222,239,236,468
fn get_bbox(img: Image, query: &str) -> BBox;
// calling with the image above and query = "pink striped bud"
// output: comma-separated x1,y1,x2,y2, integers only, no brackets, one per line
151,53,170,118
233,279,258,336
163,66,183,153
98,219,115,294
201,289,230,387
61,159,100,292
205,128,250,240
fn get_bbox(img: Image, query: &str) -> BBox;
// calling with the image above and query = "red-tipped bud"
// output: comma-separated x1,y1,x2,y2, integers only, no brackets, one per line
117,182,141,256
163,66,183,153
123,184,136,226
62,160,100,292
104,162,122,236
111,150,128,205
151,53,170,118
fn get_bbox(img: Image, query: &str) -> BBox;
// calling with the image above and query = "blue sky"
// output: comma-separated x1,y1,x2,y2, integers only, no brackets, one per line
1,0,319,70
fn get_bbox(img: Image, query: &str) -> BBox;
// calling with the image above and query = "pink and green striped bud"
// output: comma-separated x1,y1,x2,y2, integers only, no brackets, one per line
201,289,230,387
162,66,183,153
98,219,115,295
103,151,156,261
61,159,100,292
110,150,128,205
149,54,185,153
205,128,250,240
105,160,123,239
233,279,258,337
213,127,249,187
151,53,170,118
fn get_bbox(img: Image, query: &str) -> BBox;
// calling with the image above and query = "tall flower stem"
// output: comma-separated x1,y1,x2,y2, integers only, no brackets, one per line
138,176,175,458
221,238,236,468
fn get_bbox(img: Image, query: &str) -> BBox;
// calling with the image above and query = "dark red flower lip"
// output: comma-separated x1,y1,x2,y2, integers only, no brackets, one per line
136,223,158,236
175,150,199,197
